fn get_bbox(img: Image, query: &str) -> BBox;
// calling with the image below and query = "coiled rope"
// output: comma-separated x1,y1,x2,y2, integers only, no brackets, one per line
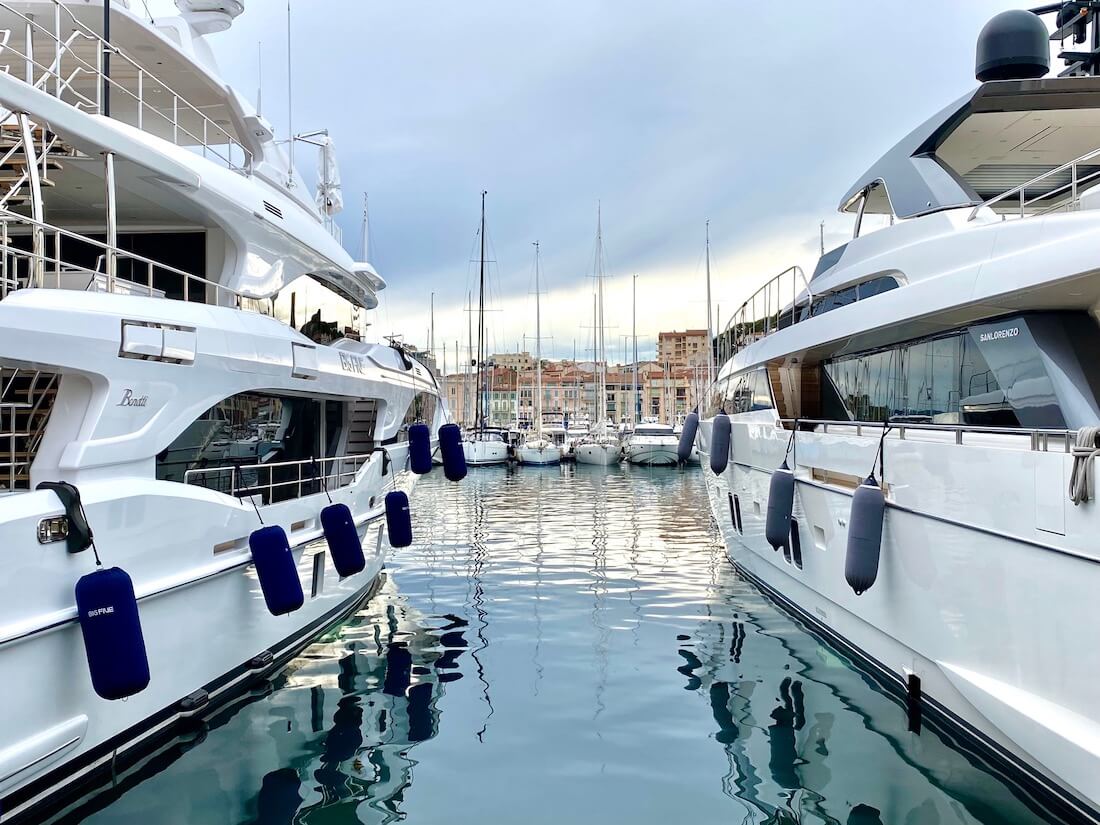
1069,426,1100,505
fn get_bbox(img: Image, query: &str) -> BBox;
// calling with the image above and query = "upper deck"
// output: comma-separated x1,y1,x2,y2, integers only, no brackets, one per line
0,0,382,319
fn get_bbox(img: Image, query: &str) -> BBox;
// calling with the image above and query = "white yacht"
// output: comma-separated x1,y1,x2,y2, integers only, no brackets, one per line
518,243,559,466
624,420,678,466
0,2,445,820
694,9,1100,821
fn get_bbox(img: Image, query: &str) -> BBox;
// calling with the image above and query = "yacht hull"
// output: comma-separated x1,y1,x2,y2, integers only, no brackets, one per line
624,442,678,466
517,444,561,465
462,440,509,466
697,415,1100,823
0,471,413,823
574,443,621,465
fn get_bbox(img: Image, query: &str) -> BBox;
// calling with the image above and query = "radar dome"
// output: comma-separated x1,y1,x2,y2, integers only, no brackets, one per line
175,0,244,35
975,10,1050,82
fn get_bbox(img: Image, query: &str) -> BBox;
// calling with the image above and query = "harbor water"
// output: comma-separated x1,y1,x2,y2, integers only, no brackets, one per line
60,466,1058,824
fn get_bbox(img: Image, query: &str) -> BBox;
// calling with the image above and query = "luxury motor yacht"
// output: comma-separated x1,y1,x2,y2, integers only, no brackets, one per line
692,7,1100,821
0,2,446,820
624,420,678,466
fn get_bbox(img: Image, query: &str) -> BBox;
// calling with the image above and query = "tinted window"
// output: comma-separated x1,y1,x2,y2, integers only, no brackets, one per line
810,277,898,320
820,318,1077,428
158,392,344,500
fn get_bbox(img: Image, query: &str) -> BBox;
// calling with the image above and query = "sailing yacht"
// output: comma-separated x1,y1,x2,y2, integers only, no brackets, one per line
462,192,508,467
574,209,621,466
693,8,1100,820
0,2,446,820
518,242,559,465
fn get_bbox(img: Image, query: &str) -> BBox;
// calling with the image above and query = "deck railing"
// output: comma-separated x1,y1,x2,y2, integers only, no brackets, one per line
184,452,375,502
778,418,1075,453
0,208,247,306
969,144,1100,220
0,0,252,173
717,266,811,364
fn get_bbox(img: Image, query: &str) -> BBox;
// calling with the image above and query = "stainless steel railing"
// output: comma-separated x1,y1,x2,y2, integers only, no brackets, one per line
0,367,57,490
184,452,375,502
0,0,252,173
969,144,1100,220
0,207,247,306
718,266,812,364
777,418,1075,453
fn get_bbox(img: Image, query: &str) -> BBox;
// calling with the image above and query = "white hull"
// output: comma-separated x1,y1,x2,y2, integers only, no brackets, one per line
624,441,679,466
517,444,561,465
462,439,510,466
574,442,621,465
697,414,1100,820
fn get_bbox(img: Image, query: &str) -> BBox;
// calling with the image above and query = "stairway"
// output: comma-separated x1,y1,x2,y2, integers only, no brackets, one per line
0,121,69,209
0,368,58,490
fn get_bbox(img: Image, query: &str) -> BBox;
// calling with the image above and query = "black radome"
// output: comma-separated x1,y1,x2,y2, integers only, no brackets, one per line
976,10,1051,81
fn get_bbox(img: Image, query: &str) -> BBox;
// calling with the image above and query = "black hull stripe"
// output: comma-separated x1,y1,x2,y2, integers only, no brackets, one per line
0,570,385,823
728,558,1100,825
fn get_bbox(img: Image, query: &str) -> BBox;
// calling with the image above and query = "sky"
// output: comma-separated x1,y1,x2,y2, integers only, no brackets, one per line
147,0,1027,364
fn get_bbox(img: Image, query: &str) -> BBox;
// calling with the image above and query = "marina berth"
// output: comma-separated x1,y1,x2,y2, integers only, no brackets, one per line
692,8,1100,821
0,1,447,820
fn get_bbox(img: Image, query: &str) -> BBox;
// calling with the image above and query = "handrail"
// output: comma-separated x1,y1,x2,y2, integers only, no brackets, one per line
776,417,1075,453
718,266,811,364
0,207,247,306
968,143,1100,220
183,451,376,501
0,0,252,173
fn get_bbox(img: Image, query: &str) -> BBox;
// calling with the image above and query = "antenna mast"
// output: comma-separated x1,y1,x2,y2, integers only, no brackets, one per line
477,191,487,433
705,220,714,390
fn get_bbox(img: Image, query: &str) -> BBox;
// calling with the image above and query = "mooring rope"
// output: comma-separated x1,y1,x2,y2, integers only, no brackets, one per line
1069,426,1100,505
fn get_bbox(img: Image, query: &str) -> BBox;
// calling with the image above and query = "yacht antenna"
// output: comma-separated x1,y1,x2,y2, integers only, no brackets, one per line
102,1,111,117
286,1,294,186
1031,2,1100,76
256,41,263,116
819,220,825,255
361,193,370,260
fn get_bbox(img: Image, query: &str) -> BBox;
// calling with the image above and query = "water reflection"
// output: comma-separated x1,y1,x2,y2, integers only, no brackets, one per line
64,464,1059,824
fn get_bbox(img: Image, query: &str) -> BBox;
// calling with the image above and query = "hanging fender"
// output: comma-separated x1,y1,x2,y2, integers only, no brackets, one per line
845,476,886,595
385,490,413,548
709,413,731,475
408,423,433,475
677,411,699,464
320,502,366,577
75,566,151,700
439,423,467,481
765,460,796,551
249,525,305,616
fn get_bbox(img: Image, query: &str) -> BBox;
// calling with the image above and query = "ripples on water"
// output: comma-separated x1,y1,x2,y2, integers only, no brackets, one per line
63,465,1057,824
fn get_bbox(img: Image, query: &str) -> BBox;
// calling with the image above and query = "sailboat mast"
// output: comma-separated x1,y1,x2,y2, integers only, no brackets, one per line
466,291,473,427
705,220,714,390
632,274,638,425
533,242,542,438
591,293,597,426
477,191,487,432
595,205,607,426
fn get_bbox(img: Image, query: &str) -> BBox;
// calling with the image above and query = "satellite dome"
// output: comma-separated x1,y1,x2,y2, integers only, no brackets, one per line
174,0,244,35
975,10,1050,82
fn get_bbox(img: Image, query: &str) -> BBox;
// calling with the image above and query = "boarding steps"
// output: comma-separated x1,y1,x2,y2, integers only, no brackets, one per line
0,121,73,210
0,368,58,490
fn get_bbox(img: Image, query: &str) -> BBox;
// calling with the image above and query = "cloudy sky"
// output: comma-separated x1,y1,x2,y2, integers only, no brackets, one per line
150,0,1026,364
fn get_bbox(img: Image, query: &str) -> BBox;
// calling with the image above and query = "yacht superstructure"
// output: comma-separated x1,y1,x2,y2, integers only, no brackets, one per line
693,8,1100,821
0,2,444,820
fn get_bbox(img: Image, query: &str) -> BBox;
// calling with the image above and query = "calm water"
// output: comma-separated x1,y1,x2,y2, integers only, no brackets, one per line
60,465,1057,824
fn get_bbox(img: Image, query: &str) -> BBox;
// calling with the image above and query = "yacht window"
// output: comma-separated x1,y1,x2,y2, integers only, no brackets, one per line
807,276,899,320
157,392,346,500
722,369,774,414
820,315,1083,428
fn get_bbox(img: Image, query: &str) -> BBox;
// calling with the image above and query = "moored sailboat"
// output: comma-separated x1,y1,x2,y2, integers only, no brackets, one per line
518,242,560,466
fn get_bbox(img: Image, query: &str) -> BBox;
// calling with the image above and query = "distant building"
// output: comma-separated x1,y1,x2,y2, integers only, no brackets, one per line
657,329,710,370
491,351,533,372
